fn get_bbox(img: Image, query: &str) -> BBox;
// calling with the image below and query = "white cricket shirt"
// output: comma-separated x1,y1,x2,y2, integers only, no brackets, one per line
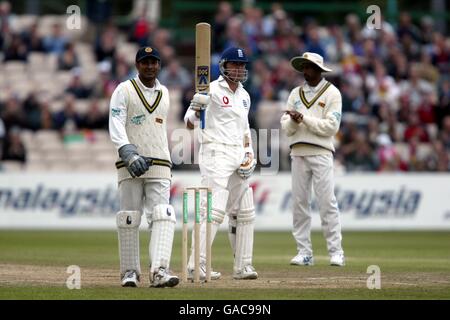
184,76,251,146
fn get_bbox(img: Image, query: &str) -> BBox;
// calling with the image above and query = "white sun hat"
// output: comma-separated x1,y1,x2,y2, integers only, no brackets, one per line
290,52,332,73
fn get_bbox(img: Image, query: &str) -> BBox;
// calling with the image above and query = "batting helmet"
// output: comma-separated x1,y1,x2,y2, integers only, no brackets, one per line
220,47,249,64
219,47,248,83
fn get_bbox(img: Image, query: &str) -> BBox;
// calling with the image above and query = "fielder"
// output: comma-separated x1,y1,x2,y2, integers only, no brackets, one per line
184,47,258,280
109,46,179,287
280,52,345,267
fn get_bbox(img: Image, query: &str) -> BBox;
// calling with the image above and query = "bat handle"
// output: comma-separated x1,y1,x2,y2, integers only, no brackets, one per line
200,110,205,129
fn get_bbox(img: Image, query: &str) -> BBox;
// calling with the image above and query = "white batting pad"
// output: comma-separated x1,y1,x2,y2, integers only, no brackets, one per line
149,204,176,273
228,213,238,255
116,211,142,276
234,188,256,272
187,189,229,269
210,189,229,224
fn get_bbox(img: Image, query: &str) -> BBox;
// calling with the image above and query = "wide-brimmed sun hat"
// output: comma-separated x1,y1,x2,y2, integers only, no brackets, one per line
290,52,332,72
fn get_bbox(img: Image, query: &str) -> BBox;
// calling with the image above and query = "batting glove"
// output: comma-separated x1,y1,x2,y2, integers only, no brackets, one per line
237,158,257,179
189,93,210,111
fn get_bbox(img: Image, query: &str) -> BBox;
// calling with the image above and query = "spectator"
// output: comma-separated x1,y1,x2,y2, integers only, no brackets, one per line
39,100,54,130
3,33,28,61
1,96,26,131
2,126,26,163
404,113,430,142
129,11,155,46
92,60,120,98
23,92,41,131
65,72,93,99
95,24,117,63
440,116,450,151
347,134,377,171
304,26,326,59
21,21,44,52
58,42,79,70
424,140,449,171
213,1,234,52
52,94,83,131
435,79,450,129
80,99,108,129
43,23,68,55
159,60,191,90
376,133,407,171
0,117,5,159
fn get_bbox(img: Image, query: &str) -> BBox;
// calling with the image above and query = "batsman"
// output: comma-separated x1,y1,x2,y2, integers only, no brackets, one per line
184,46,258,280
109,46,179,288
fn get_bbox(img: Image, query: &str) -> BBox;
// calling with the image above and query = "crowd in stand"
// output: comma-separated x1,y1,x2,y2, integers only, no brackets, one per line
0,0,449,172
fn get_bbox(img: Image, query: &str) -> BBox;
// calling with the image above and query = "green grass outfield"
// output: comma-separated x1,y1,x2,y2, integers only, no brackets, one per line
0,230,449,300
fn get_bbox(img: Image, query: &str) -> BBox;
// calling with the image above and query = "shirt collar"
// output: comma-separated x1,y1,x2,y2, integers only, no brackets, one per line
303,78,326,93
218,75,243,92
135,76,161,92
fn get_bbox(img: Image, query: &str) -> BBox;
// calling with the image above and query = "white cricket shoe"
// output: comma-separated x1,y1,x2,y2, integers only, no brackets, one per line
290,253,314,266
150,267,179,288
330,254,345,266
233,265,258,280
187,263,221,281
121,270,139,287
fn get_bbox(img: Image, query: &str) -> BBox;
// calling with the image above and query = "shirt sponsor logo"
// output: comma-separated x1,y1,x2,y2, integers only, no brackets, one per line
243,100,248,109
111,108,121,117
333,112,341,122
294,100,302,110
222,96,231,108
131,114,146,125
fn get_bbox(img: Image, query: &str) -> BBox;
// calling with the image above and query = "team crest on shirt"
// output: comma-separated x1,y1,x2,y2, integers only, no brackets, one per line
131,114,146,125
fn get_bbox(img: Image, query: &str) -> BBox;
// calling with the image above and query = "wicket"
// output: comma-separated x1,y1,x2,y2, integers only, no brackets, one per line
182,187,212,282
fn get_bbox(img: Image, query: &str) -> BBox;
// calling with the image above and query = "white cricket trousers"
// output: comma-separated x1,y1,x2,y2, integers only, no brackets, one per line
119,178,170,223
199,143,249,211
291,154,343,256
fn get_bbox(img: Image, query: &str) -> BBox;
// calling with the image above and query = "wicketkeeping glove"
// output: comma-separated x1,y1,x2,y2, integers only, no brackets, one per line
189,93,211,111
118,144,149,178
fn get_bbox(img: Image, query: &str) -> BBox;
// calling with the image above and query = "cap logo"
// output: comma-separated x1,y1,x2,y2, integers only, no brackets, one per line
238,49,243,57
145,47,153,53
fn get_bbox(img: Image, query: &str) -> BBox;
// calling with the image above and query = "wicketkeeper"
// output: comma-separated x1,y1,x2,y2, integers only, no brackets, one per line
109,46,179,288
184,47,258,280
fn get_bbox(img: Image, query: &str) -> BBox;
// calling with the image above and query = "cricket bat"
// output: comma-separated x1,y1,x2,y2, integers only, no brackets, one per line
195,22,211,129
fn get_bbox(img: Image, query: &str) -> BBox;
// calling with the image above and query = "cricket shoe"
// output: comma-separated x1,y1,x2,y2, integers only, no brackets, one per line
290,254,314,266
150,267,179,288
233,265,258,280
121,270,140,287
330,254,345,266
187,263,221,281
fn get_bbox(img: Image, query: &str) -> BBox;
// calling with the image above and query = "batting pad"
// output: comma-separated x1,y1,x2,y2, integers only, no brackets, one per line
149,204,176,273
116,211,142,276
187,189,229,269
234,188,256,272
228,213,238,255
210,189,229,224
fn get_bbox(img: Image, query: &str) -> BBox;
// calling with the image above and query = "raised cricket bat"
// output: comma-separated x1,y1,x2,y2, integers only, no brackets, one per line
195,22,211,129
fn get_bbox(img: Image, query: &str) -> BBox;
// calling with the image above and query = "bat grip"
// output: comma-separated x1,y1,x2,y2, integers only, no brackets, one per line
200,110,205,129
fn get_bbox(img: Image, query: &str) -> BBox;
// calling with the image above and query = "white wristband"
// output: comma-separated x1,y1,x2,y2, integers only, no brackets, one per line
187,111,199,126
